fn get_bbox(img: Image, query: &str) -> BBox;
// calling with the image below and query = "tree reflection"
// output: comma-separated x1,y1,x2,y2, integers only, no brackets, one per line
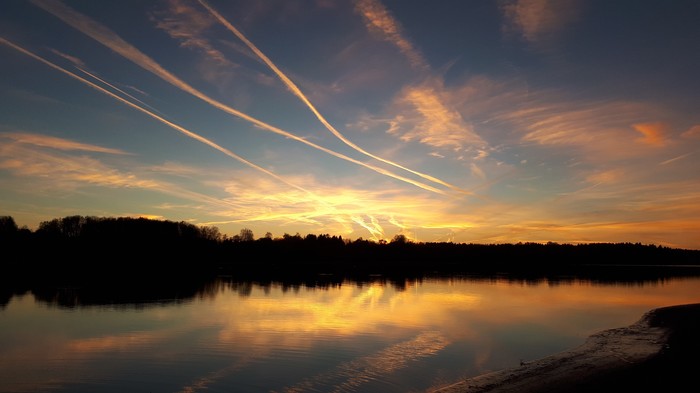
2,214,700,308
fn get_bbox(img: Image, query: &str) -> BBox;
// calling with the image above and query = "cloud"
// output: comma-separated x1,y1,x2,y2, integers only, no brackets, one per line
0,36,320,197
516,104,626,145
151,0,232,67
500,0,580,48
49,48,85,67
681,124,700,139
355,0,429,71
27,1,451,195
387,80,485,151
203,171,478,241
501,99,664,154
1,132,130,155
148,161,203,176
632,122,669,147
442,74,686,163
198,0,465,194
6,35,491,243
585,169,625,186
0,137,158,190
0,131,253,214
470,163,486,180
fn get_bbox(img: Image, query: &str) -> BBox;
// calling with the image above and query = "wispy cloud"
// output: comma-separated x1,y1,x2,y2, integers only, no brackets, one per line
1,37,467,240
148,161,203,176
584,169,625,186
1,132,129,155
30,0,449,195
197,0,467,195
470,163,486,180
0,131,261,214
49,48,85,67
681,124,700,139
355,0,429,71
439,75,694,170
151,0,232,66
202,172,474,241
0,135,158,190
390,81,485,150
502,99,663,154
632,122,670,147
500,0,581,48
443,180,700,248
0,36,321,199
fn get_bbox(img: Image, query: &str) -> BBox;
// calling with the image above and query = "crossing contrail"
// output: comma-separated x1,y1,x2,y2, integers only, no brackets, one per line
30,0,447,195
197,0,471,195
0,37,318,198
76,66,165,117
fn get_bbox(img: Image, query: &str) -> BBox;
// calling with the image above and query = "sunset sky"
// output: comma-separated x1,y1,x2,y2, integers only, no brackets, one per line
1,0,699,248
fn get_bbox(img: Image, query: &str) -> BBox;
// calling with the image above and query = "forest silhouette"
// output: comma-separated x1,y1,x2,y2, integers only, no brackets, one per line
2,214,699,308
2,214,698,278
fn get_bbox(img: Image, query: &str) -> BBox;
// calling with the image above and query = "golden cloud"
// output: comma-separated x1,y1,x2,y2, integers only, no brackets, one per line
632,122,669,147
388,83,485,150
355,0,428,71
1,132,129,154
500,0,581,48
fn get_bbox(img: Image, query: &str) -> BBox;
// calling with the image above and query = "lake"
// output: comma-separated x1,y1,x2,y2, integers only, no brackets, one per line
2,271,700,393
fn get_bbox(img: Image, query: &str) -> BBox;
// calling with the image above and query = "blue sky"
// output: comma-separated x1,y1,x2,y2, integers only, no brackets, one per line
1,0,699,248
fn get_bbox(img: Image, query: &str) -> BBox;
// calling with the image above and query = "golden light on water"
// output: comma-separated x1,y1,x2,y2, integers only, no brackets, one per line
2,276,700,393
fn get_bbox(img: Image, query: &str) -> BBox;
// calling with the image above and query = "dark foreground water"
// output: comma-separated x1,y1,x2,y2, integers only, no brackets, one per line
2,272,700,393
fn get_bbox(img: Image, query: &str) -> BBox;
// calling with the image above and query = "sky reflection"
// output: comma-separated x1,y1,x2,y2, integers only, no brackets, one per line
1,276,699,393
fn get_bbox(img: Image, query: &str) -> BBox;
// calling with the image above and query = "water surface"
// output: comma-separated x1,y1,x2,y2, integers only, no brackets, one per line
2,273,700,393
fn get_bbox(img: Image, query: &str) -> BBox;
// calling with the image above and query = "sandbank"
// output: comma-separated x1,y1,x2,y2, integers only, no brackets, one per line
431,303,700,393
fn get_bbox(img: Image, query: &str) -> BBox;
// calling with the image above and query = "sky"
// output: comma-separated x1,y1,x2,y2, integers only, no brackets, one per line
1,0,699,249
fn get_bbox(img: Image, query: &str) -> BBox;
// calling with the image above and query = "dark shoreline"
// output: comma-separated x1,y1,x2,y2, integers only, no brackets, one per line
433,303,700,393
562,303,700,393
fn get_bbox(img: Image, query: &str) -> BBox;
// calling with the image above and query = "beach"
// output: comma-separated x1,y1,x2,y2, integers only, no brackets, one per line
431,303,700,393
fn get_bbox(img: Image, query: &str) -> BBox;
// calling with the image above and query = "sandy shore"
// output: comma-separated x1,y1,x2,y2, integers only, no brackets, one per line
431,303,700,393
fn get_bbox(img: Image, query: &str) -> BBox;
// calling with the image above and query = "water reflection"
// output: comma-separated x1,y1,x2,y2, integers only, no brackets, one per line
1,270,700,393
4,265,698,310
284,331,450,393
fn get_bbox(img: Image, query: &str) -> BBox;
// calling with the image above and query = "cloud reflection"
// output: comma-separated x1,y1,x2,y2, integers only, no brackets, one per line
283,331,449,393
3,278,700,393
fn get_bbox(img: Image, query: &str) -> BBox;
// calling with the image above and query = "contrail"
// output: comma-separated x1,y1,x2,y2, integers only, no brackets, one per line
30,0,446,195
0,37,317,198
197,0,471,195
351,215,384,241
76,66,165,117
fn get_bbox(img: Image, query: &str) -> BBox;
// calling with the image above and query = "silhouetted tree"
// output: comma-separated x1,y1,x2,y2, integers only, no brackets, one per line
391,234,408,244
199,225,222,242
0,215,18,236
239,228,254,242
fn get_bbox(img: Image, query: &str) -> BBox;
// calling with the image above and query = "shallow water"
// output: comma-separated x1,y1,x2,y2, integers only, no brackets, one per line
2,273,700,393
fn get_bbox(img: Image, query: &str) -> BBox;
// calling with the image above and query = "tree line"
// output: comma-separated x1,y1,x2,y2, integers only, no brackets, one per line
1,215,699,282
